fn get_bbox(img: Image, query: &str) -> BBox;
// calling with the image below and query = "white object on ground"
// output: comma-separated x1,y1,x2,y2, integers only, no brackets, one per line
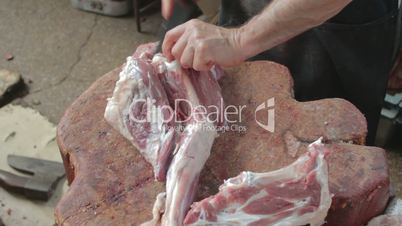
0,105,67,226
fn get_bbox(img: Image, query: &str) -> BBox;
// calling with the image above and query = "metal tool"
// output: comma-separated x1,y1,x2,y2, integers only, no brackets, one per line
0,155,65,201
155,0,202,53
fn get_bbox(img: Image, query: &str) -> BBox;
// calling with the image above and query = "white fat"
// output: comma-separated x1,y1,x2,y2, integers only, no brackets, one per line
141,192,167,226
152,54,180,72
104,56,142,145
164,120,217,226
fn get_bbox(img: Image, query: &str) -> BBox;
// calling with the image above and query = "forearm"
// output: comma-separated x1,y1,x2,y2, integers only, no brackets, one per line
236,0,352,59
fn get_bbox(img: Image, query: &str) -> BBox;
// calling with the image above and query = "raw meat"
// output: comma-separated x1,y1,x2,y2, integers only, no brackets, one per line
184,139,332,226
153,56,224,125
163,118,217,226
150,55,223,226
104,52,175,181
106,43,224,226
105,44,224,183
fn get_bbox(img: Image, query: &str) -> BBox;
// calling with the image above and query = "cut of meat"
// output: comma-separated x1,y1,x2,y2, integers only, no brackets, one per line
105,43,224,183
184,139,332,226
104,48,175,182
163,119,217,226
154,57,224,125
106,43,224,226
151,54,223,226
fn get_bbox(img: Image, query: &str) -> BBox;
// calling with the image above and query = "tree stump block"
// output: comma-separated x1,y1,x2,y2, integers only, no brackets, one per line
55,61,389,226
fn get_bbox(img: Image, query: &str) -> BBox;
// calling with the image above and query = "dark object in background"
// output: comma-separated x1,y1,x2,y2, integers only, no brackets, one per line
0,70,27,108
70,0,132,16
70,0,160,32
377,49,402,149
220,0,400,146
376,93,402,149
0,155,65,201
133,0,160,32
155,0,202,52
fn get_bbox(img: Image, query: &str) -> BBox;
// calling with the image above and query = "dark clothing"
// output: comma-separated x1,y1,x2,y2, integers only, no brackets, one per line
219,0,400,145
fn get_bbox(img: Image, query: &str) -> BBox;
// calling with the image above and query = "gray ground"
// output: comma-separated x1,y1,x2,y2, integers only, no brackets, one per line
0,0,401,225
0,0,160,123
0,0,160,224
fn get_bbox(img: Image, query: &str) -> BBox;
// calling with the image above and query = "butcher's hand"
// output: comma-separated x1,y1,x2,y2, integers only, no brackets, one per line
162,19,245,71
161,0,353,71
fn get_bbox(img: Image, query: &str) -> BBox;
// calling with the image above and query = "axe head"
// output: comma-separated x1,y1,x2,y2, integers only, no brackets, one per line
7,155,65,200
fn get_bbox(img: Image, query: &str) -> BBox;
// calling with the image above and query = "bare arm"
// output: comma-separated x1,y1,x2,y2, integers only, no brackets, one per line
237,0,352,59
162,0,352,71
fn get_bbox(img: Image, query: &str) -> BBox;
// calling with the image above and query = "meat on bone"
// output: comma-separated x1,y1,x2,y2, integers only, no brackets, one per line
184,139,332,226
106,43,224,226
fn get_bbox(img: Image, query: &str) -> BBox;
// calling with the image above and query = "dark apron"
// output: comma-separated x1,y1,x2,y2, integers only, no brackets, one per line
219,0,401,145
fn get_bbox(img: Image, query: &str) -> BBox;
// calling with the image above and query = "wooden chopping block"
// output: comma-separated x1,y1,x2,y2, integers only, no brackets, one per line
55,61,389,226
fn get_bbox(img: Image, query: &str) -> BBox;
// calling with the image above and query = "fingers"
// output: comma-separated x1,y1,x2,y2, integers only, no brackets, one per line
161,0,174,20
162,23,186,61
171,32,188,63
162,19,214,70
193,43,212,71
180,45,194,68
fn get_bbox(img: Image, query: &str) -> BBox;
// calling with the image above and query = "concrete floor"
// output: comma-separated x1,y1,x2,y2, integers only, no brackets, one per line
0,0,160,123
0,0,160,224
0,0,401,225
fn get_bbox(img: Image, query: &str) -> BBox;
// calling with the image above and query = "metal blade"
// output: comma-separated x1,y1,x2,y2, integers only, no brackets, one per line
7,155,65,178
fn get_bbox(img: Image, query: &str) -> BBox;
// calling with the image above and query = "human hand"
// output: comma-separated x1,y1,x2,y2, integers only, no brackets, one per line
162,19,245,71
